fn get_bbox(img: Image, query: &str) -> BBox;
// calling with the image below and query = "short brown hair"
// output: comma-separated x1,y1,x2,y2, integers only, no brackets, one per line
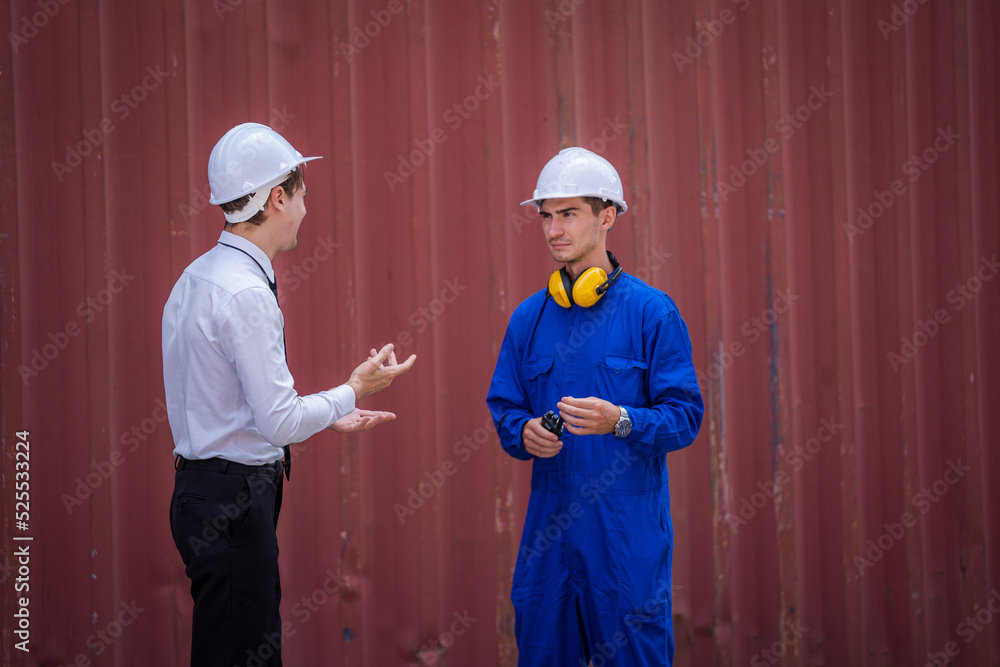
581,196,619,216
537,196,618,216
221,166,304,228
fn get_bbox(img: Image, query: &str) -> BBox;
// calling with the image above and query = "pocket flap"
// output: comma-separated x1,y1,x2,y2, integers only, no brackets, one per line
522,357,554,379
604,354,649,371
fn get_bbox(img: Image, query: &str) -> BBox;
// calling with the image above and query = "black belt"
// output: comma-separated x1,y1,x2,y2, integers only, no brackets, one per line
175,455,284,477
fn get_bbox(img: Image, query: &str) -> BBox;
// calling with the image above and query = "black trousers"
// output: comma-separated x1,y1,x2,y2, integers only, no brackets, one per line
170,457,285,667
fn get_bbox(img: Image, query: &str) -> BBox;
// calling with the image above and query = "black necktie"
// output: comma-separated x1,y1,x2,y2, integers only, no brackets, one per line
268,280,292,481
220,242,291,480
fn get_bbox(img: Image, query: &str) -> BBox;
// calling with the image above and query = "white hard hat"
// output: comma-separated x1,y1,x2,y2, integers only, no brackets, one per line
520,147,628,214
208,122,321,223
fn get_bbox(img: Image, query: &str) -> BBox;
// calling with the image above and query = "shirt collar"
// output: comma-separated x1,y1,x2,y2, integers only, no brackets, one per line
217,231,275,283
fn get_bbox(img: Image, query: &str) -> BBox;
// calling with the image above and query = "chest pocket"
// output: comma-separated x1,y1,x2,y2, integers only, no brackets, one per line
522,357,554,381
596,354,649,407
522,357,554,410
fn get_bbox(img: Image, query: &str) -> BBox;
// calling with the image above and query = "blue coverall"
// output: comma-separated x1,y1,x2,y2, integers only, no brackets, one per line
487,272,704,666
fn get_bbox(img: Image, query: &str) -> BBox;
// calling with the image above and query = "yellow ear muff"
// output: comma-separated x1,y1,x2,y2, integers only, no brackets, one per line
548,270,573,308
545,252,623,309
571,267,609,307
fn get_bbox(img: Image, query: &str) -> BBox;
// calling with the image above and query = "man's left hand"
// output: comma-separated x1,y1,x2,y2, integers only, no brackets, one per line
329,408,397,433
557,396,619,436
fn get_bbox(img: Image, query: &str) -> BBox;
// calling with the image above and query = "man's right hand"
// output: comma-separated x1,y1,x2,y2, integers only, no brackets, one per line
346,343,416,400
522,417,563,458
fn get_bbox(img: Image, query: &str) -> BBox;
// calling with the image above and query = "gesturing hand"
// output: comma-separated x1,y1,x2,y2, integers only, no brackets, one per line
346,343,416,400
369,347,398,366
329,408,396,433
557,396,619,436
522,417,563,458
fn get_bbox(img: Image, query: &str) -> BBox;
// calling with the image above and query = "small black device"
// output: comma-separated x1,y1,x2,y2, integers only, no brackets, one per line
541,410,564,438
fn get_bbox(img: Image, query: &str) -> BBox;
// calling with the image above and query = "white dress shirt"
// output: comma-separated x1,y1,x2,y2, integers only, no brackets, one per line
162,231,355,464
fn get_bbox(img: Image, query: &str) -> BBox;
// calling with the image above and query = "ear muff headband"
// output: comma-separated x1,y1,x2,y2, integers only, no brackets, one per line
547,252,623,308
595,258,623,296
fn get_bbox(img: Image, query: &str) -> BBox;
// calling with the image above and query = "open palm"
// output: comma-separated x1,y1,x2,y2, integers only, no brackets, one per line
329,408,396,433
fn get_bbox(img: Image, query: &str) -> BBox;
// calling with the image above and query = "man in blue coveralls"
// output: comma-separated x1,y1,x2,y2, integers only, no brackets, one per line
487,147,704,666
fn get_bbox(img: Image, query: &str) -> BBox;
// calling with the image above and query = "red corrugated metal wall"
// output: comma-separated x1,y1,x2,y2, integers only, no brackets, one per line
2,0,998,665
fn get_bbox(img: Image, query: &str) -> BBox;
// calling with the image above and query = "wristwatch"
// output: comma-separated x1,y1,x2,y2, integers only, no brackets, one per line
613,406,632,438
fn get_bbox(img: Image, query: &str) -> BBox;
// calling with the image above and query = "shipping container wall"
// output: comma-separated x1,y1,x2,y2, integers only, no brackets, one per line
1,0,998,665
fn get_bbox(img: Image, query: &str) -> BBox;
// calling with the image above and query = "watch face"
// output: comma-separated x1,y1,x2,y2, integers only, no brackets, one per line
615,407,631,438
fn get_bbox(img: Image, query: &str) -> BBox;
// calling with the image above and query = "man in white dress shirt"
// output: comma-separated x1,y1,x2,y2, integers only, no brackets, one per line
163,123,415,666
